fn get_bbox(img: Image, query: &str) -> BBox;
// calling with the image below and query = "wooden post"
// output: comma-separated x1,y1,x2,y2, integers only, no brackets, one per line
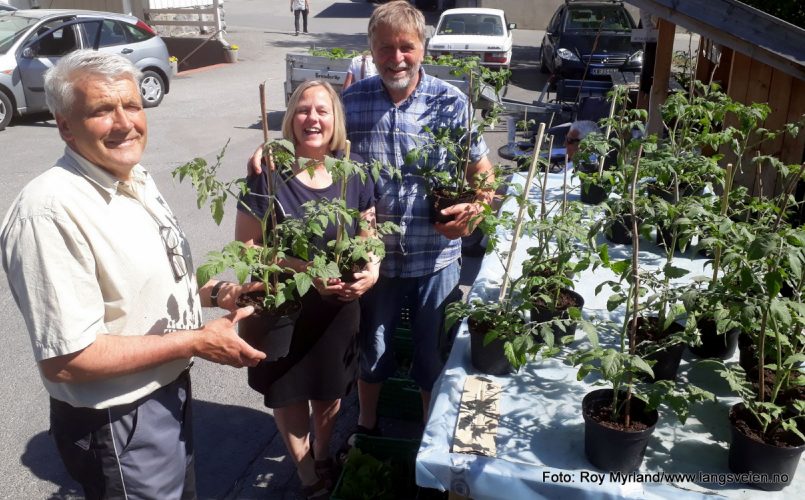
213,0,223,40
646,19,676,136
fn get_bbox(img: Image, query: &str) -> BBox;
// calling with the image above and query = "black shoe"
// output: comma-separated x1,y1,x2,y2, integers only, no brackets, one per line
294,31,299,36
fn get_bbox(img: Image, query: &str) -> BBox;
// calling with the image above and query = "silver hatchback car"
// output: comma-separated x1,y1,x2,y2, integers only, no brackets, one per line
0,9,172,131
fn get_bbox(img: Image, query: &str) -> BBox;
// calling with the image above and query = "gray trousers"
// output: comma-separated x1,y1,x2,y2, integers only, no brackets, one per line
50,369,195,500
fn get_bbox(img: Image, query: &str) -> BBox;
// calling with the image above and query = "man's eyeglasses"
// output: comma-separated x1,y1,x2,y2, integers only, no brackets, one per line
566,137,581,145
159,225,188,282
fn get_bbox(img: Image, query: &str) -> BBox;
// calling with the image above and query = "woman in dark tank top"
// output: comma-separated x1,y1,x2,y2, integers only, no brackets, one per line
236,81,378,499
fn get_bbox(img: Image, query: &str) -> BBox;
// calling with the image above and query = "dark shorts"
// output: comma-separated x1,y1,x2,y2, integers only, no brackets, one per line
49,369,195,500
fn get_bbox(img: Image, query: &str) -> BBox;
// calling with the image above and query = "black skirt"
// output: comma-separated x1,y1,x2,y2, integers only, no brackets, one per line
247,290,359,408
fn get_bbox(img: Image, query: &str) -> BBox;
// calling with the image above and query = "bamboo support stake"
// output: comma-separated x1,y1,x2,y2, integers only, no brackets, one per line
498,122,546,302
598,88,619,174
259,82,279,292
540,136,553,220
259,82,269,143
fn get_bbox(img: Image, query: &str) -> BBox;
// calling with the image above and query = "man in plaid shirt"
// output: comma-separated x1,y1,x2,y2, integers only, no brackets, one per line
342,1,494,433
247,0,493,439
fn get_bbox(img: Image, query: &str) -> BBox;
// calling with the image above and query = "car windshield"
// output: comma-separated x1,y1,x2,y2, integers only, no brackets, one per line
565,6,632,32
437,13,503,36
0,14,37,54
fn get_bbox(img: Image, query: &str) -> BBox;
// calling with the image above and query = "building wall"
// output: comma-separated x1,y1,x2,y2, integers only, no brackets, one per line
724,49,805,195
16,0,126,11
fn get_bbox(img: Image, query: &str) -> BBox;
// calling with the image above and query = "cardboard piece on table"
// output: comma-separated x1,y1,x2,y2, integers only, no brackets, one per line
452,375,501,457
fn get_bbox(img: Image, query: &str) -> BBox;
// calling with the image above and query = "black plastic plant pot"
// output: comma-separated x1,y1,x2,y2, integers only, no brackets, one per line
605,215,634,245
647,341,685,381
689,317,740,360
468,318,513,376
241,302,301,392
582,389,658,473
728,403,805,491
655,224,687,253
645,182,702,203
429,189,476,224
580,180,610,205
738,331,757,372
530,288,585,342
633,317,685,382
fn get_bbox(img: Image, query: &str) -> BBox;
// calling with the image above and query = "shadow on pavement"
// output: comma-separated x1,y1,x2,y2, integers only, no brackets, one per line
20,432,82,500
20,399,281,500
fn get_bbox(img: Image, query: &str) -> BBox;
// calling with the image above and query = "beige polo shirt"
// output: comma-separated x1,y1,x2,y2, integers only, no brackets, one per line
1,147,202,409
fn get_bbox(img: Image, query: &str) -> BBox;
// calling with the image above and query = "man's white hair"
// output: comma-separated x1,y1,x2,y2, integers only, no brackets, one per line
44,50,142,116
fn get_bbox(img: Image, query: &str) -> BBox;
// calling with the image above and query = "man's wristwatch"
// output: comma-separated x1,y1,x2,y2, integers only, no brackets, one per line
210,281,229,308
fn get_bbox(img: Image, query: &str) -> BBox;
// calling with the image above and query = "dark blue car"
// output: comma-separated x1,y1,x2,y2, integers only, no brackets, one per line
540,0,643,80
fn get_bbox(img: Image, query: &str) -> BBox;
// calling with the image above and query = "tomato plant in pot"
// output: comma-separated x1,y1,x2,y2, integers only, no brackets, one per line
406,58,503,224
570,153,713,471
173,139,318,363
446,123,591,373
522,200,594,344
712,162,805,490
680,94,792,357
573,85,635,206
445,194,552,374
641,84,734,203
280,153,400,287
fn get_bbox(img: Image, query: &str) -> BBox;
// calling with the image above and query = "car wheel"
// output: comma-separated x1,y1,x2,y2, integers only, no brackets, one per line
139,70,165,108
0,90,12,131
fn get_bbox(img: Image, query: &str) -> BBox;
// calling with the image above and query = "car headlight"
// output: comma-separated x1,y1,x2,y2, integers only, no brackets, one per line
556,48,580,62
628,50,643,64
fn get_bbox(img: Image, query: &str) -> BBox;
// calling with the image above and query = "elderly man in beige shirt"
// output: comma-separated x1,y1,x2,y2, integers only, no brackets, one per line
0,50,264,499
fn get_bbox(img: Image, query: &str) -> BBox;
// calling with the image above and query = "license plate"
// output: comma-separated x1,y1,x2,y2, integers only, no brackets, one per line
591,67,619,75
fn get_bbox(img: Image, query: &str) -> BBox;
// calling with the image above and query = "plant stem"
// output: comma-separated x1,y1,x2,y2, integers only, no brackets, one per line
334,141,352,268
562,151,568,215
460,71,474,195
772,163,805,231
624,145,644,428
710,163,734,288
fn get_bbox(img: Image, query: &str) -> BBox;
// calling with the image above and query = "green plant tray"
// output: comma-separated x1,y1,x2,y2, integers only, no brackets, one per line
394,326,414,366
331,435,420,500
378,377,423,421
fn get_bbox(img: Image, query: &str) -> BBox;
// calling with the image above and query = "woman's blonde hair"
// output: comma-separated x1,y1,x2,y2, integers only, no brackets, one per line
368,0,425,46
281,80,346,153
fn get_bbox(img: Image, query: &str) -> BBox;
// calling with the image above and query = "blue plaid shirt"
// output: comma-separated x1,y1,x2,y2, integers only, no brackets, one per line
342,70,489,278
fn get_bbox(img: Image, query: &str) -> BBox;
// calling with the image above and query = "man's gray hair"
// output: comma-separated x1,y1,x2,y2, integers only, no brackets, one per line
569,120,601,139
44,50,142,116
368,0,426,45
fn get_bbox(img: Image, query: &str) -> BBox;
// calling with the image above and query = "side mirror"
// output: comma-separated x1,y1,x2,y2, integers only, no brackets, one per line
509,23,517,30
22,46,35,59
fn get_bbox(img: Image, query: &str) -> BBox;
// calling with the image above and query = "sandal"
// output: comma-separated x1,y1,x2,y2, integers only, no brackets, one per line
301,477,329,500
